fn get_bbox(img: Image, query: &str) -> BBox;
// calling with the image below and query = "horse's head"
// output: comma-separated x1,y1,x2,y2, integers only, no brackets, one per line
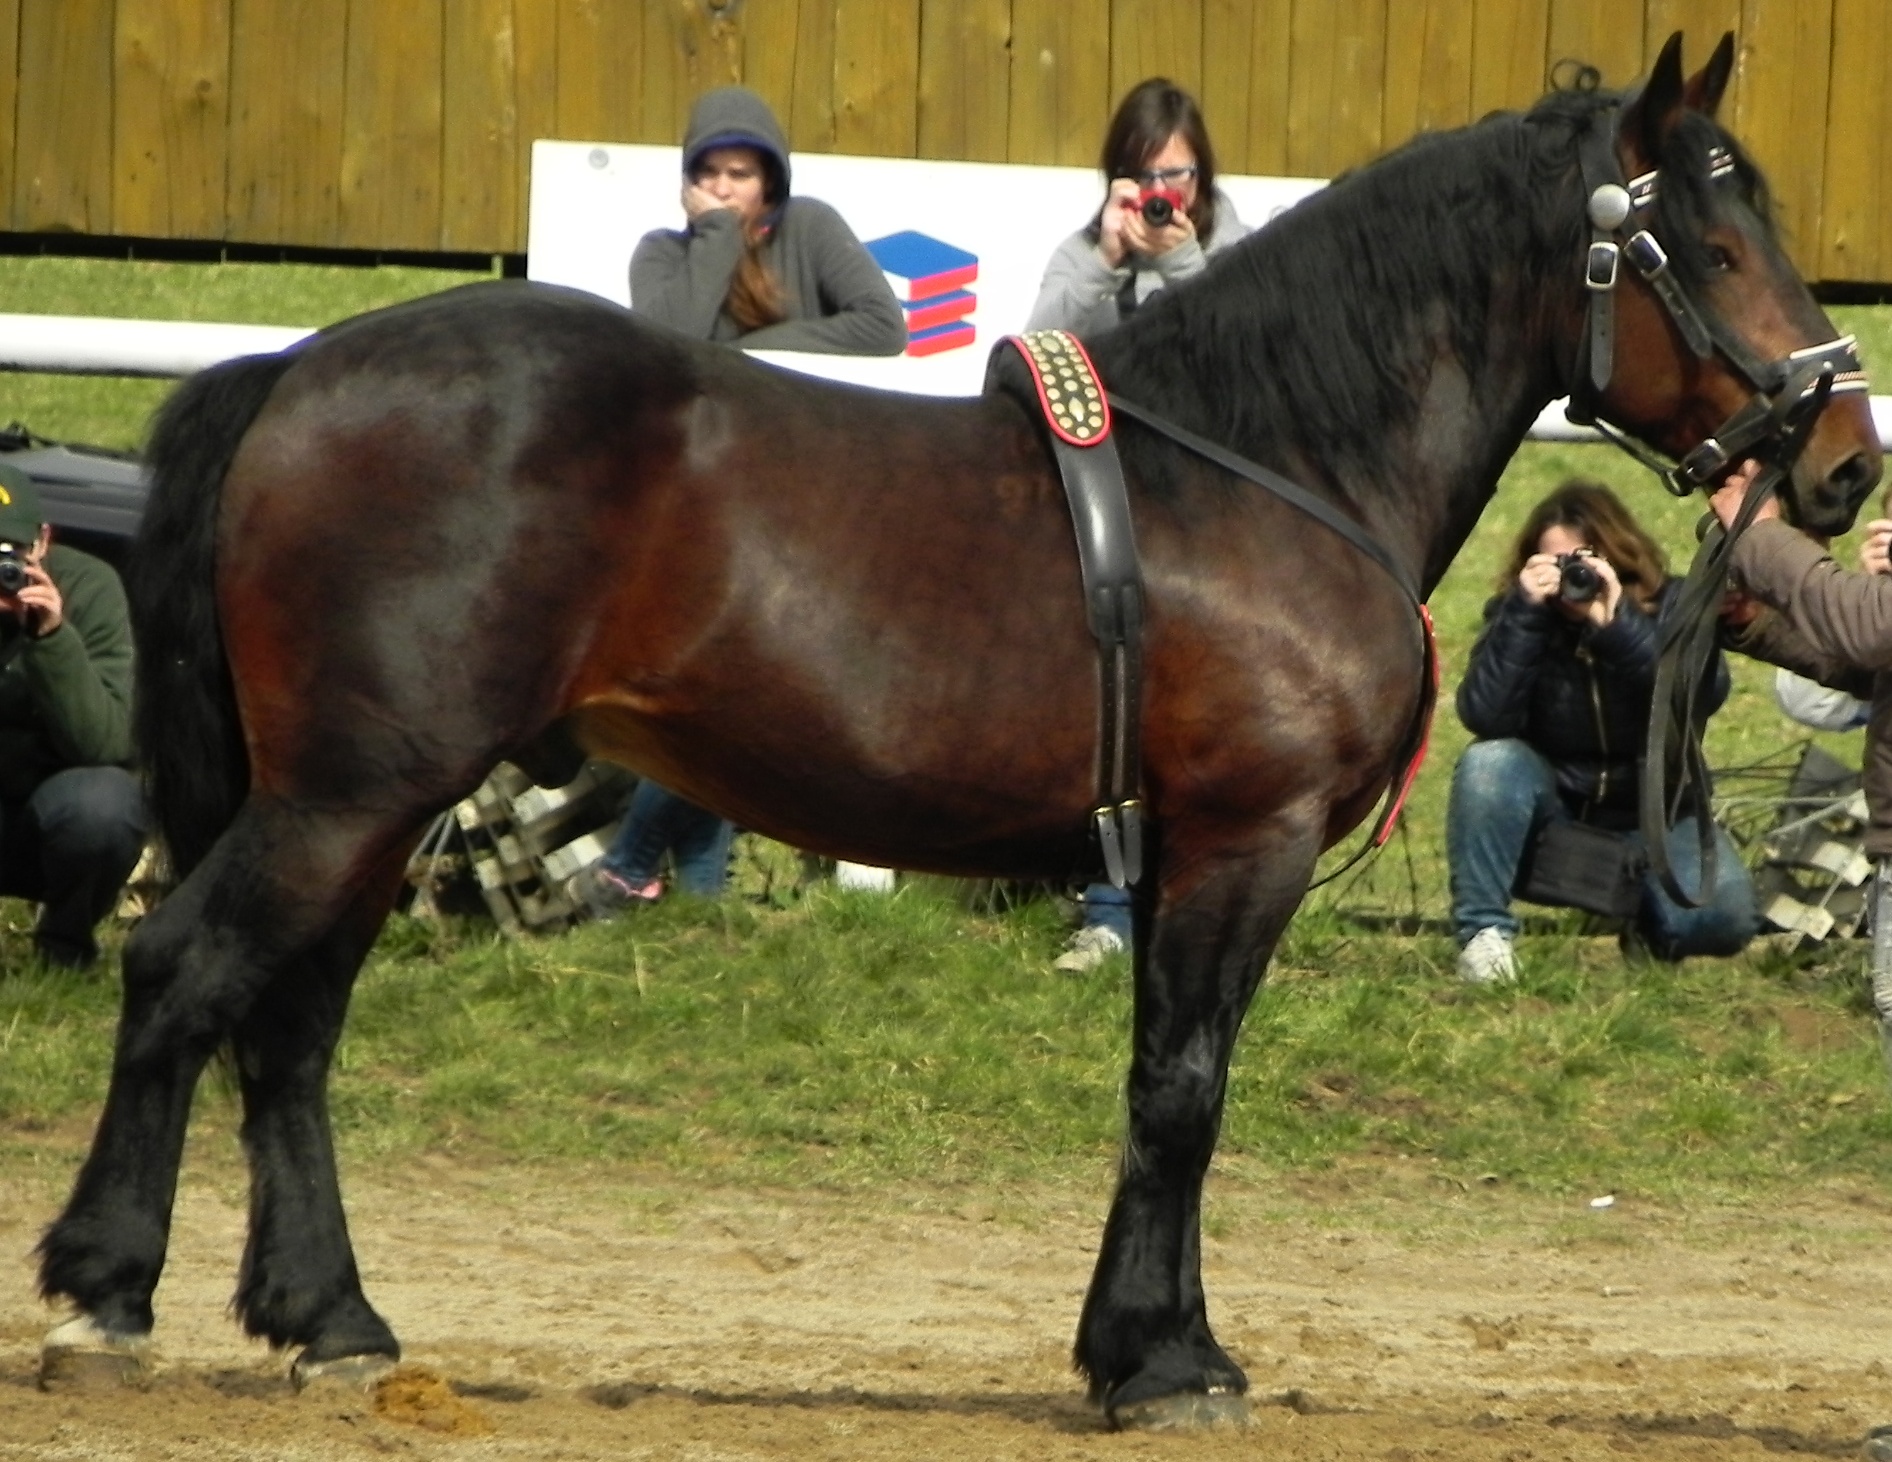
1572,32,1880,536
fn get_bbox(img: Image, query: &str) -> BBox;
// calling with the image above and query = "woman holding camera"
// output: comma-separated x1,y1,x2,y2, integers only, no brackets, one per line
1448,481,1758,984
574,87,904,918
1025,77,1248,340
1026,78,1247,970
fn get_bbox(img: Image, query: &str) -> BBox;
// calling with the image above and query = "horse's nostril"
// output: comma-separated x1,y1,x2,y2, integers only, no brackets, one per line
1829,450,1883,508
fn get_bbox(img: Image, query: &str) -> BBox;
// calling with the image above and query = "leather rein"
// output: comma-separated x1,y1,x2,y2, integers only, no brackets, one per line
1566,104,1867,906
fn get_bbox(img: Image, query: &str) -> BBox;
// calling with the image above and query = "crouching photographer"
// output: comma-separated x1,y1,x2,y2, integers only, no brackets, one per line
1447,480,1758,985
0,464,143,970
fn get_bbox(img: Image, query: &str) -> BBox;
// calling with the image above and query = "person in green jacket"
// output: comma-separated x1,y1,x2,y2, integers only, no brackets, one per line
0,463,143,969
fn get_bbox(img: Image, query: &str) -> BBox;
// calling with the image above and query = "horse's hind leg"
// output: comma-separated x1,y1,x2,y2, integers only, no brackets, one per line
38,796,417,1379
228,842,415,1386
1074,809,1323,1427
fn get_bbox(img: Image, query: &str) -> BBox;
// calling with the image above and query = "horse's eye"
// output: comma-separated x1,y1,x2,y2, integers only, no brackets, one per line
1707,244,1736,272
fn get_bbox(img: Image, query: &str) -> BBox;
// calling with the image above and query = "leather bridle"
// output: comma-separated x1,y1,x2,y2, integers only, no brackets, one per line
1565,106,1866,498
1562,104,1871,908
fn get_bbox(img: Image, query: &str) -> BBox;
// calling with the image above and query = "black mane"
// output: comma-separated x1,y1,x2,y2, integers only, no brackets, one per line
1088,79,1773,498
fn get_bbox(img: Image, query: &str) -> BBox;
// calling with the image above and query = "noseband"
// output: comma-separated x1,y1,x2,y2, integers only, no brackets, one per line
1565,107,1866,497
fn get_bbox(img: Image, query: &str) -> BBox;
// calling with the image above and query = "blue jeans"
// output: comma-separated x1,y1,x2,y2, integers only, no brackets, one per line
598,780,733,896
1446,738,1758,960
0,766,146,968
1077,882,1133,945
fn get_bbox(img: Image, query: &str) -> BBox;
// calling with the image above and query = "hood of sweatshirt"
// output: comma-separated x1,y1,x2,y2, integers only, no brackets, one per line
682,86,791,204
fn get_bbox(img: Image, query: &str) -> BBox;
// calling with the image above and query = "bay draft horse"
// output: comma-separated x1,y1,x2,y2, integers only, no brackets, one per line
37,34,1882,1427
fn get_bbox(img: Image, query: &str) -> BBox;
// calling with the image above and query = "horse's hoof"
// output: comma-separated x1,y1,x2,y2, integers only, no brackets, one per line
39,1314,152,1391
291,1350,398,1393
1110,1387,1253,1432
1864,1423,1892,1461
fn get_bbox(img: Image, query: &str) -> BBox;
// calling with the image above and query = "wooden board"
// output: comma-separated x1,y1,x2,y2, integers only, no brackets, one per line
1,0,1890,281
917,0,1011,162
743,0,839,155
1735,0,1833,281
1822,0,1891,282
1009,0,1110,165
1384,0,1477,146
834,0,919,156
1287,0,1389,179
443,0,523,254
1203,0,1292,176
113,0,230,240
1471,0,1550,116
641,0,744,147
1545,0,1645,91
12,0,114,232
0,0,16,223
340,2,444,251
554,0,642,143
226,0,345,245
1110,0,1202,104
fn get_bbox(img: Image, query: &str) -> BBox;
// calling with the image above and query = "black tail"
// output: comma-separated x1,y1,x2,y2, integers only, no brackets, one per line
131,351,298,880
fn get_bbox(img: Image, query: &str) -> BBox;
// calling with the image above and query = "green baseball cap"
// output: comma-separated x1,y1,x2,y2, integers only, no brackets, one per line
0,462,45,545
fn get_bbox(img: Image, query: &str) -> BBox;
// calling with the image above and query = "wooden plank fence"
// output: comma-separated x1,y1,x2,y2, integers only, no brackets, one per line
1,0,1887,282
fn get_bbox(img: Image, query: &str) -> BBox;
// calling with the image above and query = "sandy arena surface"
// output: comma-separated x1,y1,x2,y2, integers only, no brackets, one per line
6,1131,1892,1460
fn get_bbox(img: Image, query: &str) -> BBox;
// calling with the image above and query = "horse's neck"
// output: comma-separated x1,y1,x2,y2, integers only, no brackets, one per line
1208,256,1574,599
1368,286,1574,596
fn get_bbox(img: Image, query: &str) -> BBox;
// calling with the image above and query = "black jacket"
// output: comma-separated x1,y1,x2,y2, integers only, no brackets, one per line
1455,580,1727,827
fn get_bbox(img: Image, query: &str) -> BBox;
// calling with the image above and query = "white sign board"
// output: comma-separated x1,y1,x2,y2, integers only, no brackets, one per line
527,140,1326,397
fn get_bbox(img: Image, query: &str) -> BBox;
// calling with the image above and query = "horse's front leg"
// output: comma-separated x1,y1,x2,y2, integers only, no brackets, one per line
1074,808,1321,1427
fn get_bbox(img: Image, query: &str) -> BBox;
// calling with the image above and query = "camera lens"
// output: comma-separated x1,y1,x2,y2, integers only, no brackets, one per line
0,557,26,595
1140,194,1174,227
1559,556,1601,605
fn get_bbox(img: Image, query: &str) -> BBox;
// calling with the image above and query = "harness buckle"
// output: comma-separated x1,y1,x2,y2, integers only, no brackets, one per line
1585,241,1619,291
1623,230,1669,277
1678,437,1731,486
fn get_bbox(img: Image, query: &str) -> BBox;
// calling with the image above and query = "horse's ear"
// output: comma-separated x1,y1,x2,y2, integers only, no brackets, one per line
1622,31,1687,161
1683,32,1736,118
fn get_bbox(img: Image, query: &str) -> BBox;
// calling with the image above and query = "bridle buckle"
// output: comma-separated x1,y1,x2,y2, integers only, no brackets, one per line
1585,241,1620,291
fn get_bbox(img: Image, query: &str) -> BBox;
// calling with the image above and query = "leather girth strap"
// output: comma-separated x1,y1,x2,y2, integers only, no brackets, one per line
989,330,1145,888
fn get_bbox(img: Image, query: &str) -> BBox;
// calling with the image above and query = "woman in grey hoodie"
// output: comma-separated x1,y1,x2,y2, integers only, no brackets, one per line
629,86,906,356
579,87,904,916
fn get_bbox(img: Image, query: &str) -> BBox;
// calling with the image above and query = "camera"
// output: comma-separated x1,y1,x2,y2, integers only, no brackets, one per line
1555,551,1603,605
1138,186,1185,227
0,543,29,596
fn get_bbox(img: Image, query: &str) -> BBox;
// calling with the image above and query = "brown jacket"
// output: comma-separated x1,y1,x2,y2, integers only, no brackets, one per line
1726,519,1892,853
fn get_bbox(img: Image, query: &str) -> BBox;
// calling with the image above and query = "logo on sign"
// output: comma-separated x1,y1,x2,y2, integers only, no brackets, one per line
863,231,979,357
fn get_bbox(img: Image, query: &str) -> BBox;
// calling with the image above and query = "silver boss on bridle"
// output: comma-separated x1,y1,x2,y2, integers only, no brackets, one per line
1565,107,1867,497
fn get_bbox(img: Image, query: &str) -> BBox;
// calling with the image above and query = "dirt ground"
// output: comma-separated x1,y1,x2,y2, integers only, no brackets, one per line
6,1133,1892,1461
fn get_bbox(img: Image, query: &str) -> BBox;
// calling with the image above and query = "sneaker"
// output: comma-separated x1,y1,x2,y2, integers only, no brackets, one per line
1456,927,1517,985
566,864,661,920
1054,925,1127,972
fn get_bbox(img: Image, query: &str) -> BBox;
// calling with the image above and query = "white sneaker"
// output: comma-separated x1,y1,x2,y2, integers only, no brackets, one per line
1457,927,1517,985
1055,925,1127,972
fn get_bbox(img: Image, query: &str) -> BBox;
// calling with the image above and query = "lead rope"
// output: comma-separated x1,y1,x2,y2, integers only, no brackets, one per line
1639,369,1836,907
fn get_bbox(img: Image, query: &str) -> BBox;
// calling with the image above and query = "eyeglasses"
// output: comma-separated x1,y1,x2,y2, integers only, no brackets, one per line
1133,164,1197,188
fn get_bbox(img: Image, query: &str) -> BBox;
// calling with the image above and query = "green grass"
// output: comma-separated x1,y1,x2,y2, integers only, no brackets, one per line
1,257,1890,1206
0,255,495,449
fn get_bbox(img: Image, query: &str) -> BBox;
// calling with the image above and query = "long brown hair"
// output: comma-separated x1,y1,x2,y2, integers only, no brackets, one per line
1092,78,1219,239
1501,480,1668,615
724,217,787,332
